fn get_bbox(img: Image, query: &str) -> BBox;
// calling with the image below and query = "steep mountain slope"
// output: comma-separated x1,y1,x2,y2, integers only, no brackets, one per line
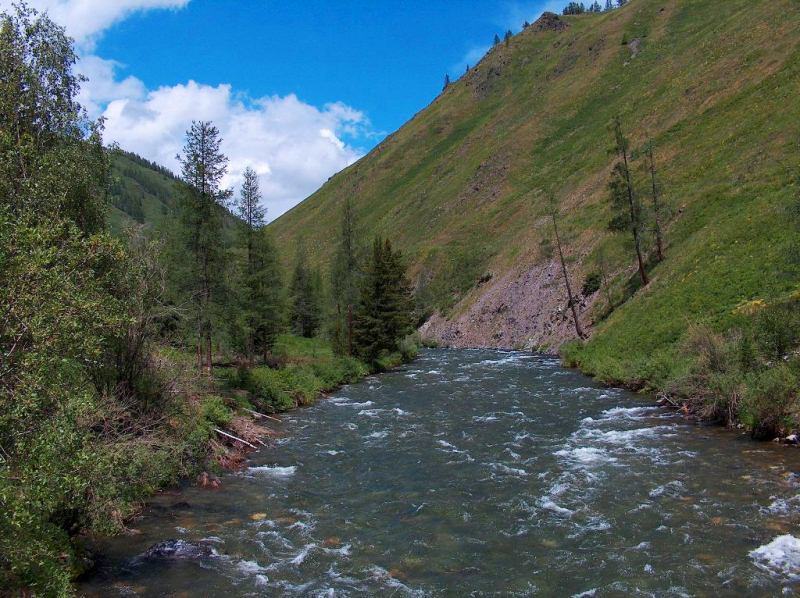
270,0,800,388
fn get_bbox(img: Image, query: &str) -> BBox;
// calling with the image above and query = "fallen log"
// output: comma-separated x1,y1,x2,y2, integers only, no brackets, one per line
213,427,257,449
242,408,281,423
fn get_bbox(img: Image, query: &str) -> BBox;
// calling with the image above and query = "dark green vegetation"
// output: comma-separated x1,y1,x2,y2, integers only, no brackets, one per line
0,4,415,593
270,0,800,432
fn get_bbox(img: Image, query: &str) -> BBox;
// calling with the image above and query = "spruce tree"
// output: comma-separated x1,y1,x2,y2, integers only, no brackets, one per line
493,33,501,46
443,74,450,91
504,30,512,46
608,116,648,286
353,237,415,363
234,166,270,362
290,243,322,338
251,229,284,361
177,120,232,374
331,198,361,355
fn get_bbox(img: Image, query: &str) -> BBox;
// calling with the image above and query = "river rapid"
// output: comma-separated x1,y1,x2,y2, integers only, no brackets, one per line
81,349,800,596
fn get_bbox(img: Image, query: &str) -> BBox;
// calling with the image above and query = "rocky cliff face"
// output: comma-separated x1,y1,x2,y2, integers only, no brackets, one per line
420,258,598,352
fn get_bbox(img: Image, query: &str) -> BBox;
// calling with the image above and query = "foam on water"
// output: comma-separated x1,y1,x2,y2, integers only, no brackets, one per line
247,465,297,477
750,535,800,580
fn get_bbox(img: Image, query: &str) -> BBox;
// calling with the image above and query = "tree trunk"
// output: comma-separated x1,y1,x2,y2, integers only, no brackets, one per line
621,149,649,286
347,303,354,356
647,143,665,262
552,213,585,339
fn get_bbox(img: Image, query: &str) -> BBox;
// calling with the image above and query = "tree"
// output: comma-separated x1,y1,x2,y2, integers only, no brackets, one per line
250,229,284,361
547,194,586,339
177,121,232,374
493,33,501,46
290,243,322,338
605,0,614,10
644,139,666,262
0,2,107,233
563,2,586,15
522,20,531,28
353,237,415,363
504,30,513,46
443,73,450,91
233,167,273,362
608,116,649,286
331,198,361,355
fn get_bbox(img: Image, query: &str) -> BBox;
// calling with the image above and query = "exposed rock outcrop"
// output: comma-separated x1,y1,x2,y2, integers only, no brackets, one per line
420,258,597,353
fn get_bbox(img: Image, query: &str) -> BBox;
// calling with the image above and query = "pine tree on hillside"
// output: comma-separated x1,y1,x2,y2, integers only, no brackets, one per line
177,120,232,374
563,2,586,15
644,139,666,263
504,30,512,46
605,0,614,10
353,237,415,363
290,243,322,338
443,74,450,91
494,33,501,46
331,198,361,355
608,117,649,286
547,194,585,339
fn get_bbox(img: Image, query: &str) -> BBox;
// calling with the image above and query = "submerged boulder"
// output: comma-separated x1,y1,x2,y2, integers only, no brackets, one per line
142,539,216,561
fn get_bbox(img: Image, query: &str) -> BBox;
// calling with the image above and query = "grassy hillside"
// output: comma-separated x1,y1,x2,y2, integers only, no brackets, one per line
269,0,800,389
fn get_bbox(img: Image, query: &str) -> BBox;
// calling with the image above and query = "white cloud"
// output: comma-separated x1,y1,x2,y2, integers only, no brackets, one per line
102,82,369,220
0,0,190,48
76,55,146,117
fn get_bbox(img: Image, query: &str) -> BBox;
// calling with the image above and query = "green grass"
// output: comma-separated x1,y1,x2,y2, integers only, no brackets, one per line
268,0,800,394
235,335,369,412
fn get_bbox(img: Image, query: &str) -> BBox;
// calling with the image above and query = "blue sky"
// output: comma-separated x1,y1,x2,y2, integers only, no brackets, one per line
3,0,564,217
96,0,560,142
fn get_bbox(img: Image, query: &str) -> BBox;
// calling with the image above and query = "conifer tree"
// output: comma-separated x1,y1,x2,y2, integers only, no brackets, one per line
290,243,322,338
250,229,284,361
547,194,585,339
234,167,276,362
443,74,450,91
504,30,512,46
353,237,415,363
331,198,361,355
608,116,648,286
494,33,501,46
177,120,232,374
644,139,666,262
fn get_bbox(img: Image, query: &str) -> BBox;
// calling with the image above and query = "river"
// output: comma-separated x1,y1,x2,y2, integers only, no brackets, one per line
81,349,800,596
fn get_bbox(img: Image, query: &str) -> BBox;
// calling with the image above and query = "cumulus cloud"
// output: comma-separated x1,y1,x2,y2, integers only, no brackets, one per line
102,82,368,219
0,0,190,48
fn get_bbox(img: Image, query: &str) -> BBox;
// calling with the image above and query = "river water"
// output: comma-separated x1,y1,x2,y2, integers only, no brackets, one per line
81,349,800,596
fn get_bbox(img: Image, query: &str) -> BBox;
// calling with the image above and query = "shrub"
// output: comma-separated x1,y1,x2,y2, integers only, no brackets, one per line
582,271,602,296
201,396,232,427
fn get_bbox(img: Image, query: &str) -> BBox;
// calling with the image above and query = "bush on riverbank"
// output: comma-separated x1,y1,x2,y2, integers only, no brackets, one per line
672,296,800,439
235,335,371,411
